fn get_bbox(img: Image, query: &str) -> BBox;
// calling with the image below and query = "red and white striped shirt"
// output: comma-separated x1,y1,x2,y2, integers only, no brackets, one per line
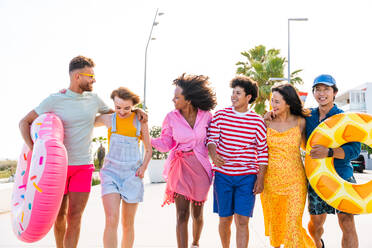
207,107,268,176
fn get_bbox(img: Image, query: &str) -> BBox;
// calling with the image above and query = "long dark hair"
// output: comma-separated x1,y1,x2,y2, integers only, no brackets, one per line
271,84,310,118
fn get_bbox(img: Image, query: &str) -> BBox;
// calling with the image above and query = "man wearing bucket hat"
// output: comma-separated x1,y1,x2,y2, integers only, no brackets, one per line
306,74,360,248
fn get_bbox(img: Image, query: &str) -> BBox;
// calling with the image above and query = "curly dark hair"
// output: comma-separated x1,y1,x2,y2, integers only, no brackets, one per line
230,76,258,104
111,87,140,105
271,84,310,118
69,55,95,72
173,73,217,111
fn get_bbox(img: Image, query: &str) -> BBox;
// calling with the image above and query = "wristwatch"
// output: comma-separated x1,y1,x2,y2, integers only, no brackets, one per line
327,148,334,157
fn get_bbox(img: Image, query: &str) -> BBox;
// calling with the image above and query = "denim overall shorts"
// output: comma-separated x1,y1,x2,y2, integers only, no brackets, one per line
100,113,144,203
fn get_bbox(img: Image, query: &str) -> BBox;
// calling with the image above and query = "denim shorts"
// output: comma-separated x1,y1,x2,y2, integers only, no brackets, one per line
213,172,257,217
100,132,144,203
100,160,144,203
308,176,356,215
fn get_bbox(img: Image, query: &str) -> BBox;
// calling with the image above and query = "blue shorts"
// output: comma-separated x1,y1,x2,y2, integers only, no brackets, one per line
213,172,257,217
308,176,356,215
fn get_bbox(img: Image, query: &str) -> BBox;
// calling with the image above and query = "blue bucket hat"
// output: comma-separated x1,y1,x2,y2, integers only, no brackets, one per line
313,74,336,87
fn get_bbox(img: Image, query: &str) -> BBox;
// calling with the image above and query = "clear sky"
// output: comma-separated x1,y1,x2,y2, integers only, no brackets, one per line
1,0,372,159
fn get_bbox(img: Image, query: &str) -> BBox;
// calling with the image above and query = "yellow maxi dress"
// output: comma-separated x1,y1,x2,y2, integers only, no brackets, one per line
261,125,315,248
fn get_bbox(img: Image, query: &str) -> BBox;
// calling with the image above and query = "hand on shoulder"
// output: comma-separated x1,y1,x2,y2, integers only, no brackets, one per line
263,111,275,126
133,108,148,123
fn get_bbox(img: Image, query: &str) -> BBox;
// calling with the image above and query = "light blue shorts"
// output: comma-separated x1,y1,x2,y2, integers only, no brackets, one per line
100,159,144,203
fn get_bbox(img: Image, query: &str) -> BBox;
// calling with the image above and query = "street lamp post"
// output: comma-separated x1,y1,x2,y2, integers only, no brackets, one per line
287,18,308,84
143,8,164,110
269,18,308,83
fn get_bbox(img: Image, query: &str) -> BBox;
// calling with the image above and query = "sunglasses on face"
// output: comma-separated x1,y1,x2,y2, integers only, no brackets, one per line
78,73,95,79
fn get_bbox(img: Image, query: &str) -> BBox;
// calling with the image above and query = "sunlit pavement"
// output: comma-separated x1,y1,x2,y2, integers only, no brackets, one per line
0,172,371,247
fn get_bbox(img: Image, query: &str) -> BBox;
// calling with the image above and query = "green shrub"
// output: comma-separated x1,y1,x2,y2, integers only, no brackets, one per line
92,178,101,186
150,126,168,160
0,160,17,170
0,170,12,179
0,160,17,177
93,158,101,171
361,144,372,155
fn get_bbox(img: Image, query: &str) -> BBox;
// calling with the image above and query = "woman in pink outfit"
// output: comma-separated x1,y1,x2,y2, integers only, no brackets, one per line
152,74,217,248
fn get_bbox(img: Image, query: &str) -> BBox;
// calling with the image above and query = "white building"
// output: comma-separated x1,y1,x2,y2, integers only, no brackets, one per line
335,82,372,114
335,82,372,170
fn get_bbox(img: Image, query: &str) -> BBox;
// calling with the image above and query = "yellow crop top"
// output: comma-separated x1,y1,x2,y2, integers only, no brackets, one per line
107,112,141,145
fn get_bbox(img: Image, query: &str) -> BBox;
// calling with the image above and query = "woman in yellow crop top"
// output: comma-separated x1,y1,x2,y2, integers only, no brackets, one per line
95,87,151,248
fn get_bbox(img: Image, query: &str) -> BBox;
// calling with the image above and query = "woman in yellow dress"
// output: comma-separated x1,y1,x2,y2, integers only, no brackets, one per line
262,84,315,248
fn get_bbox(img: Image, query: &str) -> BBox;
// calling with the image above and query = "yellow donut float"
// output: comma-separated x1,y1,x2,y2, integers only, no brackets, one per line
305,112,372,214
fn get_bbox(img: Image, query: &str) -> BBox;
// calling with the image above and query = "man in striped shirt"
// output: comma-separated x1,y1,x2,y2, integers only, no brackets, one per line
207,76,268,248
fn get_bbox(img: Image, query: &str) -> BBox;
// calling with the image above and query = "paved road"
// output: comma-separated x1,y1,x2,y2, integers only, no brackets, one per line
0,172,371,247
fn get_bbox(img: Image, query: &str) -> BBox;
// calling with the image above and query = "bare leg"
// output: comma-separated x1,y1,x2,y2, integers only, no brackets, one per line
64,192,90,248
54,194,68,248
234,214,249,248
219,216,233,248
121,201,139,248
191,203,204,247
175,196,191,248
308,214,327,248
102,193,121,248
337,213,358,248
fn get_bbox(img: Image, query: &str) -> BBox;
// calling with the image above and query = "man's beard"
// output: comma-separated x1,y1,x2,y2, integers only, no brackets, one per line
80,82,93,92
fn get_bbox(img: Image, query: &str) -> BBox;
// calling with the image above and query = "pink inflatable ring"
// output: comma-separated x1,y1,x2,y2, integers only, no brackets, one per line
11,113,68,242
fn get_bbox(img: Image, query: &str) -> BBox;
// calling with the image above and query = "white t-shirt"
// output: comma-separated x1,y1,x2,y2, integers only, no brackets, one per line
34,89,110,165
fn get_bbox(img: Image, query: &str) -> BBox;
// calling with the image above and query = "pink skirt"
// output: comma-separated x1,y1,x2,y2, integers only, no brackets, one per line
162,150,211,206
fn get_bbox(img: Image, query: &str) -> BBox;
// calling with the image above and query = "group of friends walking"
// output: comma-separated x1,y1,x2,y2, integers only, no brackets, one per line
19,56,361,248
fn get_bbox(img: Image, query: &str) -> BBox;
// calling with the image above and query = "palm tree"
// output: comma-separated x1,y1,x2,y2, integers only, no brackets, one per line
236,45,303,115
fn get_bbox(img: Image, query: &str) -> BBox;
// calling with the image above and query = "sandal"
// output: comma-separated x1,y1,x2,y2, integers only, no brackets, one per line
320,239,325,248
